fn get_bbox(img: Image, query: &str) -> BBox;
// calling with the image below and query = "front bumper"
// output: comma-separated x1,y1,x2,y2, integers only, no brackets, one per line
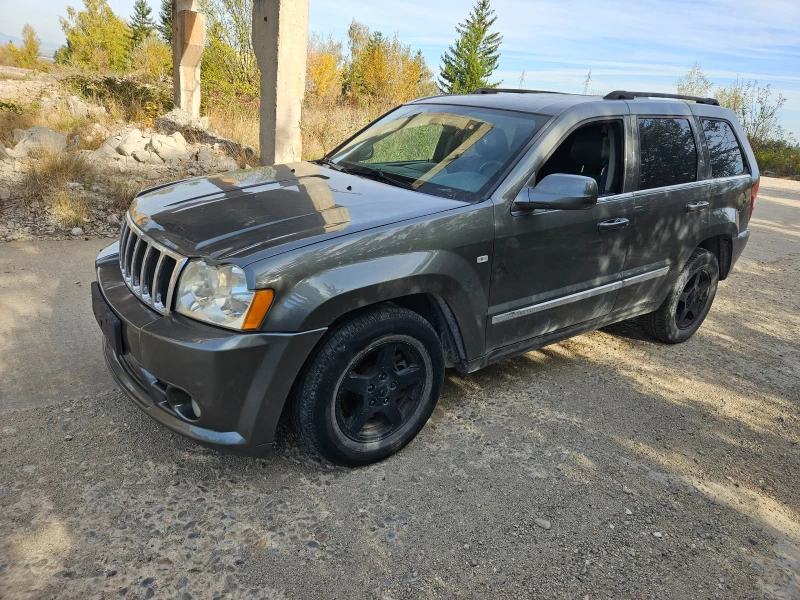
95,253,326,455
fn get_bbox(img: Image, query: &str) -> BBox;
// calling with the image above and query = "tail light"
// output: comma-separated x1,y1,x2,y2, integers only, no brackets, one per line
750,181,759,218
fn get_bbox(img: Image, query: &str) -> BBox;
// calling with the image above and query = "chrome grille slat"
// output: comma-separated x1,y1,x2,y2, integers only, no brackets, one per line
130,238,143,292
139,245,154,301
118,215,186,315
122,225,135,280
150,254,166,309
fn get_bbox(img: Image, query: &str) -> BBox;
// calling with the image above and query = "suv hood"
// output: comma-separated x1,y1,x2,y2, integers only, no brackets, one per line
129,162,463,263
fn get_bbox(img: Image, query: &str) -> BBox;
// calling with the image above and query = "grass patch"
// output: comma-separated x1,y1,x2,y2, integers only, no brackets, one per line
0,105,38,148
51,189,90,228
22,150,96,204
107,178,145,213
301,98,398,160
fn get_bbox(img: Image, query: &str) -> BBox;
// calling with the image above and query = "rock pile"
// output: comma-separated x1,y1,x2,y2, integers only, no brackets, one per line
85,127,241,177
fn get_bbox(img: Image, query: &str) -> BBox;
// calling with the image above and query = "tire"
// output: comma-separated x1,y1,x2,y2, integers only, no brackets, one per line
639,248,719,344
293,305,445,466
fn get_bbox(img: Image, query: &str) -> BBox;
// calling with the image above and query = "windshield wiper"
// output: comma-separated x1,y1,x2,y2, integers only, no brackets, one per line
345,166,417,191
314,158,348,173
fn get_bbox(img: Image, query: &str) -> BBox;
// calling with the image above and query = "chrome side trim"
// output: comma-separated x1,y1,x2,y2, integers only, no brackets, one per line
491,266,671,325
622,266,670,286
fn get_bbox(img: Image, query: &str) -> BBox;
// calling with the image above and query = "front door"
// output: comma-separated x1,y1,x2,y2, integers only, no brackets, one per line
487,118,633,350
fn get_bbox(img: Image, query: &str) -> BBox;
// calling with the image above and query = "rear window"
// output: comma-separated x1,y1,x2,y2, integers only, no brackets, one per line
701,119,746,178
638,118,697,190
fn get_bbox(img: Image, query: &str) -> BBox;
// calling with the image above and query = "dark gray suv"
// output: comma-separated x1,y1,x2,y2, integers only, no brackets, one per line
92,89,758,465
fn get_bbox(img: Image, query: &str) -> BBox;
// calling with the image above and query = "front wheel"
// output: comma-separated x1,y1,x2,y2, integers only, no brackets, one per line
639,248,719,344
293,306,445,466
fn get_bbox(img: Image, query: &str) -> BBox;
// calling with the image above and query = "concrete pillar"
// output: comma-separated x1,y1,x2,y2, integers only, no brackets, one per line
172,0,205,118
252,0,309,165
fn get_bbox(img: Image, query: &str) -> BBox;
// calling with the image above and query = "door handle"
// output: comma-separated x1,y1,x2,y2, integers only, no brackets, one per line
597,218,630,232
685,200,710,213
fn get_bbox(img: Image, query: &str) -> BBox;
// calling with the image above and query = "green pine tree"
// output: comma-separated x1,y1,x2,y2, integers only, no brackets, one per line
438,0,503,94
130,0,155,47
157,0,172,45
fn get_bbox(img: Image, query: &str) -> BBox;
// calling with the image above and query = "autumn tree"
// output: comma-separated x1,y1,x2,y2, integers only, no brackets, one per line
4,25,42,68
344,20,435,106
57,0,130,71
306,33,345,105
438,0,503,94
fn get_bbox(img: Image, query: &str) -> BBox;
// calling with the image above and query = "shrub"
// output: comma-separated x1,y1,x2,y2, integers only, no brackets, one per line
129,34,172,83
65,73,172,122
754,139,800,177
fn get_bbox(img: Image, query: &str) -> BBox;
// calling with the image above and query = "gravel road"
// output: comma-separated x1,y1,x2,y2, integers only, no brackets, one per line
1,178,798,600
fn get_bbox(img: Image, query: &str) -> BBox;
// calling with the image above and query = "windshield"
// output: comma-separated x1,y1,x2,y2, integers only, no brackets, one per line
326,104,546,201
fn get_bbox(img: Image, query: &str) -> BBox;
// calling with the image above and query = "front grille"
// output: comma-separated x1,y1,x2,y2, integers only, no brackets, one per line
119,216,187,314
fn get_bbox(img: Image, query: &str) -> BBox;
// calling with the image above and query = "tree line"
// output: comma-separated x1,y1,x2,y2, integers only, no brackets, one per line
0,0,795,174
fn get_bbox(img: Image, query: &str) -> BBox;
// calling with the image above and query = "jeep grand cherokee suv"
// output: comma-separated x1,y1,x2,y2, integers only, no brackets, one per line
92,89,757,465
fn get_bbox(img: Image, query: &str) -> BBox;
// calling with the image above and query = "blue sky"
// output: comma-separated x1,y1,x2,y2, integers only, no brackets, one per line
3,0,799,137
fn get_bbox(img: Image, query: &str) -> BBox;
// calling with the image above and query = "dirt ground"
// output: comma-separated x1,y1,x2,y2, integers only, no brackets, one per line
0,178,798,600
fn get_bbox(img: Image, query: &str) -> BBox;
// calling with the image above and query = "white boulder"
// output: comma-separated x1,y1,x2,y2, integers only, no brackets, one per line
11,127,67,158
146,133,188,161
117,129,148,157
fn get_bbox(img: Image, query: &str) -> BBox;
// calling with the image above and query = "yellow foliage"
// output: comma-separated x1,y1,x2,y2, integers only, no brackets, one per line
344,22,436,107
0,24,41,68
129,35,172,83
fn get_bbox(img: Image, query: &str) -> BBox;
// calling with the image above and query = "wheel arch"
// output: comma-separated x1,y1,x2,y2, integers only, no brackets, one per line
698,231,734,280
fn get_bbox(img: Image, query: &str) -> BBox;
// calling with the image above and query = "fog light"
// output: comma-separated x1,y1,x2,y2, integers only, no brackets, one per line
166,386,201,422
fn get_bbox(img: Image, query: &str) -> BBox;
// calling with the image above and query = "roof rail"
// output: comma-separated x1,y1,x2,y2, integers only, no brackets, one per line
472,88,566,95
604,90,720,106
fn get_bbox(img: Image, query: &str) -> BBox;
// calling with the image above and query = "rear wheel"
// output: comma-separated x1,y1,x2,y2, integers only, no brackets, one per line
293,306,444,466
639,248,719,344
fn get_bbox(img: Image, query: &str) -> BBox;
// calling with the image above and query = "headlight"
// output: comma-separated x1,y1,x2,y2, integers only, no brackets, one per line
175,260,273,330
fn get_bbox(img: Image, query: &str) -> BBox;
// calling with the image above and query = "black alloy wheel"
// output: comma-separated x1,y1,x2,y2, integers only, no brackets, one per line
293,305,445,466
676,269,712,329
335,339,427,442
639,248,719,344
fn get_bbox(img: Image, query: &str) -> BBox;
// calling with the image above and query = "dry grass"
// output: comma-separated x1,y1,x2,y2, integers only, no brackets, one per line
0,107,38,147
51,189,90,228
22,150,96,204
205,102,260,156
107,178,145,213
302,99,398,160
203,97,399,163
1,98,117,152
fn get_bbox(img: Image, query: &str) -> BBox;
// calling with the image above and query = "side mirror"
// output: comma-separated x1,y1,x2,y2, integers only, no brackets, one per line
514,174,598,211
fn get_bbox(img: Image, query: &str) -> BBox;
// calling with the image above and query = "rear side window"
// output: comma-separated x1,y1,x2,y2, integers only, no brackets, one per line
701,119,746,177
638,118,697,190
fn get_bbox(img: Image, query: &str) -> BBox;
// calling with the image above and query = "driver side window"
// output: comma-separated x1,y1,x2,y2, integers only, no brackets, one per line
536,121,625,196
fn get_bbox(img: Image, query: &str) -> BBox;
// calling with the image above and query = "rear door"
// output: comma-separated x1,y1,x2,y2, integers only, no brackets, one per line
695,113,753,250
615,105,709,310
